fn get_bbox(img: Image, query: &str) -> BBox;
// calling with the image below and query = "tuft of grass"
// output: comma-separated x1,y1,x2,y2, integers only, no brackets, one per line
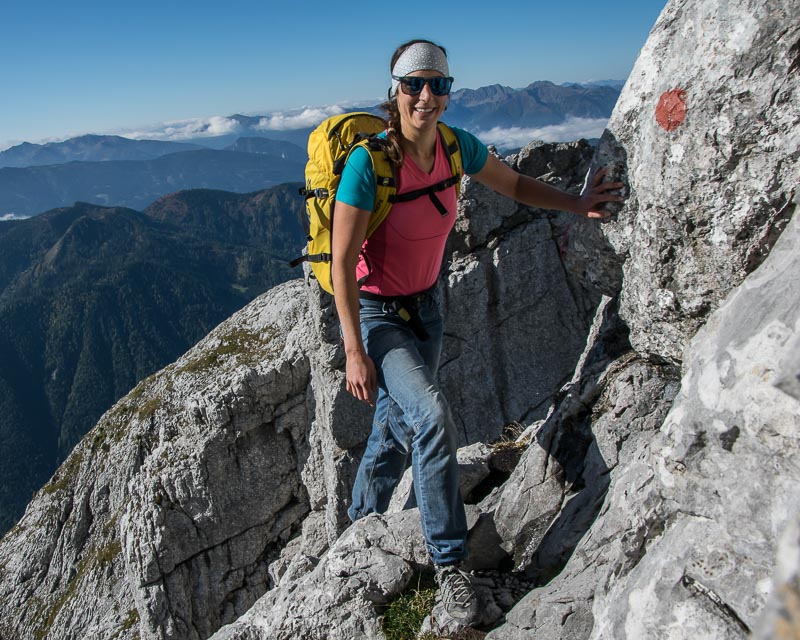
136,397,162,420
41,450,84,495
382,572,438,640
381,572,491,640
97,539,122,566
121,607,139,630
488,422,531,475
175,327,283,375
489,421,529,452
109,608,140,639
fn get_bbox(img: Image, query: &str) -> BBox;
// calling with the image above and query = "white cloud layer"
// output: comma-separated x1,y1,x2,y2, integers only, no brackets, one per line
474,117,608,149
4,109,607,152
116,103,368,142
0,213,28,221
120,116,244,141
254,105,348,131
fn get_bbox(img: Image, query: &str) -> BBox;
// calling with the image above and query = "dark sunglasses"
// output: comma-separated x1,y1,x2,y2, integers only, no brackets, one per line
393,75,454,96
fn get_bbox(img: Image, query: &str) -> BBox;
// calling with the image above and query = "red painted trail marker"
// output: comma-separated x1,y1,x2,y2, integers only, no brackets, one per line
656,88,688,131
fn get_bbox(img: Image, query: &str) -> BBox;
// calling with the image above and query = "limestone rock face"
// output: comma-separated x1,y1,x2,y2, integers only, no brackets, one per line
491,297,679,574
0,281,320,640
119,285,316,640
441,140,600,441
488,198,800,640
0,141,599,638
587,201,800,640
565,0,799,363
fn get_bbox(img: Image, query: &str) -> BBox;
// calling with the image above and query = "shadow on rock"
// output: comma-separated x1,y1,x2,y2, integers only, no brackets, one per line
491,296,632,578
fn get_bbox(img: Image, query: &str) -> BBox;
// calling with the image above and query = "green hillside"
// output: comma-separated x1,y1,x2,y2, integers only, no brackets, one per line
0,184,305,534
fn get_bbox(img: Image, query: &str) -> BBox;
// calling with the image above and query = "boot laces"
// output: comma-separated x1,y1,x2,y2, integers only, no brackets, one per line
435,564,474,608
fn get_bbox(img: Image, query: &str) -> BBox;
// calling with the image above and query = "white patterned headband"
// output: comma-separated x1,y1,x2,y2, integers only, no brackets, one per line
390,42,450,97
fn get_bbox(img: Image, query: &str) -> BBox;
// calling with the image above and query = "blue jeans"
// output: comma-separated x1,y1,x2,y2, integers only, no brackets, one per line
347,288,467,565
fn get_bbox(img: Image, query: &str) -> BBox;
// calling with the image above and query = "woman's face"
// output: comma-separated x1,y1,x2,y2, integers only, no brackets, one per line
396,70,448,135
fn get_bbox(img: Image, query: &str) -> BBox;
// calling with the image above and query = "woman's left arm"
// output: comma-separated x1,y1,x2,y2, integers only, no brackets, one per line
471,153,624,219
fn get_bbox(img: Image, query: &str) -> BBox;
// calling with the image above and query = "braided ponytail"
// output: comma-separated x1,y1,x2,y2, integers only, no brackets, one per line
380,94,405,167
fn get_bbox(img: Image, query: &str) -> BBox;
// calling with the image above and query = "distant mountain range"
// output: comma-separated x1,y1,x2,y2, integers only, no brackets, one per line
0,185,305,534
0,135,205,168
0,146,306,218
0,81,621,218
446,81,621,130
170,81,623,150
0,134,307,168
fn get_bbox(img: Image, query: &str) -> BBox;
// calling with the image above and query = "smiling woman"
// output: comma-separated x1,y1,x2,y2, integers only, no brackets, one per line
330,37,624,633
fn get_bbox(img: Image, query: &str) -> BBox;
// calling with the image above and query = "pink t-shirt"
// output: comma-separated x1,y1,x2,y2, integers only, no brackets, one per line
356,137,457,297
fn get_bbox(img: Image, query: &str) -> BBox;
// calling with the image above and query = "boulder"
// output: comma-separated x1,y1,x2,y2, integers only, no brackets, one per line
490,135,800,640
565,0,799,364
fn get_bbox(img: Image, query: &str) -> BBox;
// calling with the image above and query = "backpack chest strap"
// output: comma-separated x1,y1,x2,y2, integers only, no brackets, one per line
388,173,461,216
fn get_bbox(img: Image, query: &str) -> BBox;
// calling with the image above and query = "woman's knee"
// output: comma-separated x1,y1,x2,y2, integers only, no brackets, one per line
412,390,455,443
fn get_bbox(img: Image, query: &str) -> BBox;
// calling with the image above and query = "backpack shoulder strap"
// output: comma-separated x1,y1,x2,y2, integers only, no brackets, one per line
436,122,464,197
347,136,397,238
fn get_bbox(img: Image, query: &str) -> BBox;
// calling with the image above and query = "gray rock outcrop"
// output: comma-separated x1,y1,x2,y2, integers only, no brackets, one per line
0,137,597,638
565,0,799,363
488,176,800,640
486,0,800,636
0,282,319,640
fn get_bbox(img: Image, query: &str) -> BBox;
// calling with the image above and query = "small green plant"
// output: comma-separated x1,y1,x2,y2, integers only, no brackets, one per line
97,539,122,566
111,608,140,638
107,606,140,639
382,572,437,640
41,450,84,495
121,607,139,629
136,397,162,420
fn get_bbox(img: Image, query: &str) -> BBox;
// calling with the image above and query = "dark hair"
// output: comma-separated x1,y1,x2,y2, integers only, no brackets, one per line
380,39,448,167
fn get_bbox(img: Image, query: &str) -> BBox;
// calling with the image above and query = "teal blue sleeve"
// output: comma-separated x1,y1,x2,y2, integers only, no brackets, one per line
337,146,376,212
451,126,489,175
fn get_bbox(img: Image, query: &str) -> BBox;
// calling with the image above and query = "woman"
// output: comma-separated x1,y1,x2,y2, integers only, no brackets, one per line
332,39,621,623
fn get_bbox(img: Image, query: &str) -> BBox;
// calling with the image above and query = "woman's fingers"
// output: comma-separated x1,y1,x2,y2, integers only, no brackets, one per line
582,166,626,218
594,180,625,194
592,166,608,184
346,356,377,406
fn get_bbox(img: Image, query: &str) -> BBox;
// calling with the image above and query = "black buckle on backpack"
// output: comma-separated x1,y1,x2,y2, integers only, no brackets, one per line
299,187,329,200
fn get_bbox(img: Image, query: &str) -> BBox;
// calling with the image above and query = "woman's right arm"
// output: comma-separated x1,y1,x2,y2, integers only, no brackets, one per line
331,201,377,405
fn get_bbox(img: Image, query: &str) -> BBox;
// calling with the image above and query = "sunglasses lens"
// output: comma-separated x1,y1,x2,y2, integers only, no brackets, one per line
397,76,453,96
402,77,425,94
430,77,452,96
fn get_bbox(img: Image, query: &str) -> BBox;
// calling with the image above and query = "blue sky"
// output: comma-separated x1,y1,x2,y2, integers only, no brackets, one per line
1,0,667,151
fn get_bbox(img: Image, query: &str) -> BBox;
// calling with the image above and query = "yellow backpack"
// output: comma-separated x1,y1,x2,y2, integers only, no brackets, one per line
290,112,463,294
